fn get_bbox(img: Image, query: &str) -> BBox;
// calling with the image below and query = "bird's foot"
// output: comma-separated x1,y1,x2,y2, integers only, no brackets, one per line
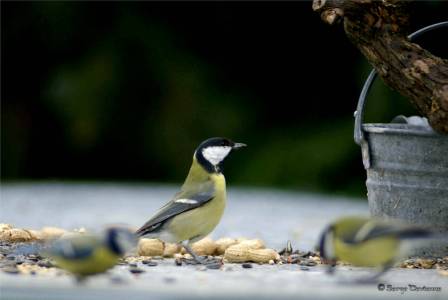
74,275,88,285
181,243,223,269
183,255,223,269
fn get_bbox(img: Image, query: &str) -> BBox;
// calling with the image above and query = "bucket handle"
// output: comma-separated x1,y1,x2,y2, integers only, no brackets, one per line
354,21,448,169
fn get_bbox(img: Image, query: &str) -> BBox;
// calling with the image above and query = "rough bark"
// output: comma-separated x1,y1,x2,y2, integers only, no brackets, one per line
312,0,448,134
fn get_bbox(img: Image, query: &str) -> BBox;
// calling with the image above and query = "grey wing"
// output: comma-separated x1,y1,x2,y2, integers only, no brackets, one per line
135,187,215,237
354,222,432,243
49,236,99,260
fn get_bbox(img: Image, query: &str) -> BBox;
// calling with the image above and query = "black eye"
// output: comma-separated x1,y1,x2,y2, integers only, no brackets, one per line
221,142,226,146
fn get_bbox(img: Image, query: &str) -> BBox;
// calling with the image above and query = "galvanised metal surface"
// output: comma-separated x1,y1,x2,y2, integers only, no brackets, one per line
354,22,448,257
363,124,448,257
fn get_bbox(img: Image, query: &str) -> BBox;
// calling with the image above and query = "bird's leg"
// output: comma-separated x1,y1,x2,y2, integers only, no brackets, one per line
182,243,204,264
181,241,222,268
74,275,87,285
324,259,337,275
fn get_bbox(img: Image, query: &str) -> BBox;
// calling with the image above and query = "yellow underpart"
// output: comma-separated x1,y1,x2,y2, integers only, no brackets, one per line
54,246,120,276
168,173,226,243
334,236,399,267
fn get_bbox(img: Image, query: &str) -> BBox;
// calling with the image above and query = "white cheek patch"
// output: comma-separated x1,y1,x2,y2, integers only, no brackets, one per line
324,231,335,259
61,241,75,256
202,146,232,165
115,232,136,253
175,199,198,204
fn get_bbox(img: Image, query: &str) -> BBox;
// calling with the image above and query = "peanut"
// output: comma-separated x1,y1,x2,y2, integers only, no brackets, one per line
174,253,184,259
236,237,248,243
224,244,250,263
224,244,280,264
247,249,280,263
27,229,43,240
163,243,181,257
0,224,13,233
138,238,165,256
0,228,34,242
190,237,217,256
238,239,265,250
215,237,238,255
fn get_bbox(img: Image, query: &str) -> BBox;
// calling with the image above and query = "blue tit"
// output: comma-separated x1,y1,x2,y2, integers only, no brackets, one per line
136,137,246,264
48,227,136,281
318,216,433,281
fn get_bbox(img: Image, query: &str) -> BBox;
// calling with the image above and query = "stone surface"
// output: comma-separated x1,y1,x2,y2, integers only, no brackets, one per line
0,183,368,250
1,262,447,300
1,183,446,300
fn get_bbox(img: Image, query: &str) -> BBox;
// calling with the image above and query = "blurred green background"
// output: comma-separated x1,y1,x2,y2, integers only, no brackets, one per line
2,1,447,196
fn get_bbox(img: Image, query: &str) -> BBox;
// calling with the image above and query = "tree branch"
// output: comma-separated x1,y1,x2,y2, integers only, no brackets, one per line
313,0,448,133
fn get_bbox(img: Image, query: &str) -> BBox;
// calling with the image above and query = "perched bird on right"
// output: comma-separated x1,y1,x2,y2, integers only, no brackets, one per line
318,216,434,281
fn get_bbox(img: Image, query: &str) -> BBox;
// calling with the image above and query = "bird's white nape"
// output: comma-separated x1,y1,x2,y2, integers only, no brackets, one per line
202,146,232,166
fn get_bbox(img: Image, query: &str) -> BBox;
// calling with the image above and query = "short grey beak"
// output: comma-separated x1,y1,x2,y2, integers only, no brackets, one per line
232,142,247,149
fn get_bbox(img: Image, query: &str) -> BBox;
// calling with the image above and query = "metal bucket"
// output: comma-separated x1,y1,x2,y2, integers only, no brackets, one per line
354,22,448,257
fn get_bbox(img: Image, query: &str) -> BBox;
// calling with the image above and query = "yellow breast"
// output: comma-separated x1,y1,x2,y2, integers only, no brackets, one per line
334,237,399,267
54,247,120,276
168,173,226,243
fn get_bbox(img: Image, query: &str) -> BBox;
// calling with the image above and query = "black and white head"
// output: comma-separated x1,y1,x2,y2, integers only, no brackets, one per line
106,227,137,256
318,225,336,263
195,137,246,173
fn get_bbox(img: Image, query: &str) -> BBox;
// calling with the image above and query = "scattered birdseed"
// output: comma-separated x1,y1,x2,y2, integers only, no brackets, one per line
27,256,39,262
398,256,448,270
183,258,201,265
129,267,145,274
206,263,222,270
175,258,182,266
1,235,447,281
278,240,293,256
145,261,158,267
37,260,53,268
300,259,317,267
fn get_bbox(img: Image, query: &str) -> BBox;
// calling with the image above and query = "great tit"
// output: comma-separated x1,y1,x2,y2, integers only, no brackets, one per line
136,137,246,264
318,216,433,281
48,227,136,281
